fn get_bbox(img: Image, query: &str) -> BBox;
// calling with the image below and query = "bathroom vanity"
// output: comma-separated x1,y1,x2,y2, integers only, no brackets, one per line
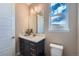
19,34,45,56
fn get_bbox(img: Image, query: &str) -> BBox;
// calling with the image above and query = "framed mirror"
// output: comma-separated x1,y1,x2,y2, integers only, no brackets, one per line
30,4,45,34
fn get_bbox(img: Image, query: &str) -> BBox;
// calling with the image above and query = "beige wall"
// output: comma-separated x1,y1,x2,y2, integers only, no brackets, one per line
76,3,79,56
15,4,29,53
44,3,77,56
29,13,36,33
15,3,77,56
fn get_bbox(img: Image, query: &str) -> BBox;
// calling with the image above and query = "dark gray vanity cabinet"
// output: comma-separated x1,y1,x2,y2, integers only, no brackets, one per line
19,37,45,56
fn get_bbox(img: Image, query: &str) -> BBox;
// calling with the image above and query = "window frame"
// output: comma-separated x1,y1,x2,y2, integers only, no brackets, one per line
48,3,70,32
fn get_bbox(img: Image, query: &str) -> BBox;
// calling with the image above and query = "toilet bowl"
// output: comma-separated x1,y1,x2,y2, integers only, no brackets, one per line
50,43,64,56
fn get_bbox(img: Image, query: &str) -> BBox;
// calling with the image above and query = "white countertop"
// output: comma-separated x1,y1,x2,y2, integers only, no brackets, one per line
19,34,45,43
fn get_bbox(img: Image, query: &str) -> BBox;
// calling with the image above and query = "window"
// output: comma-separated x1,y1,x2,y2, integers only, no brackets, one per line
49,3,69,32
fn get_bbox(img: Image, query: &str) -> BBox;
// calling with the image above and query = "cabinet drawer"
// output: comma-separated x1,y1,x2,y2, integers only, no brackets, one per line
30,49,36,56
30,42,36,48
30,47,36,56
30,53,36,56
30,50,36,54
30,48,36,51
30,42,35,46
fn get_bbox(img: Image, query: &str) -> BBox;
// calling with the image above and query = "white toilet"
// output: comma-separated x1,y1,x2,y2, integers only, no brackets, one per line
50,43,64,56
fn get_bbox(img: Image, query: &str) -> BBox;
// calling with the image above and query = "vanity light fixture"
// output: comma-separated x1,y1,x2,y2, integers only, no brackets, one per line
26,3,32,6
30,5,43,14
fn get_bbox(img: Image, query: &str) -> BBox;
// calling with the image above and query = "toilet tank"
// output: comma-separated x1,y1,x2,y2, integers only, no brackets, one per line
50,43,64,56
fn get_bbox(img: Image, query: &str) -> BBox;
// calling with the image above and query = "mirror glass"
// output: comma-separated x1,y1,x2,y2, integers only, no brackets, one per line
36,12,44,34
30,5,45,34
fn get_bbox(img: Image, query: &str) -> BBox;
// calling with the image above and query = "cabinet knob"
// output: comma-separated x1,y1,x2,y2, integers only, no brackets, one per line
31,53,35,56
31,48,35,51
12,36,15,39
30,43,34,46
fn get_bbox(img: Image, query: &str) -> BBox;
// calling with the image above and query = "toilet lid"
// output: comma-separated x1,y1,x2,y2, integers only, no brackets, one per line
50,43,63,49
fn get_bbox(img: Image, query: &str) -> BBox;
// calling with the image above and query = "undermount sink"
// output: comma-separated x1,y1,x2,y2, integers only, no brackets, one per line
19,34,45,43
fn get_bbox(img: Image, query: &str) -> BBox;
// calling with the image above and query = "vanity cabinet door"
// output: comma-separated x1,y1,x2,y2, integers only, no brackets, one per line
36,39,45,56
19,37,45,56
24,40,30,56
19,38,30,56
19,38,25,55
